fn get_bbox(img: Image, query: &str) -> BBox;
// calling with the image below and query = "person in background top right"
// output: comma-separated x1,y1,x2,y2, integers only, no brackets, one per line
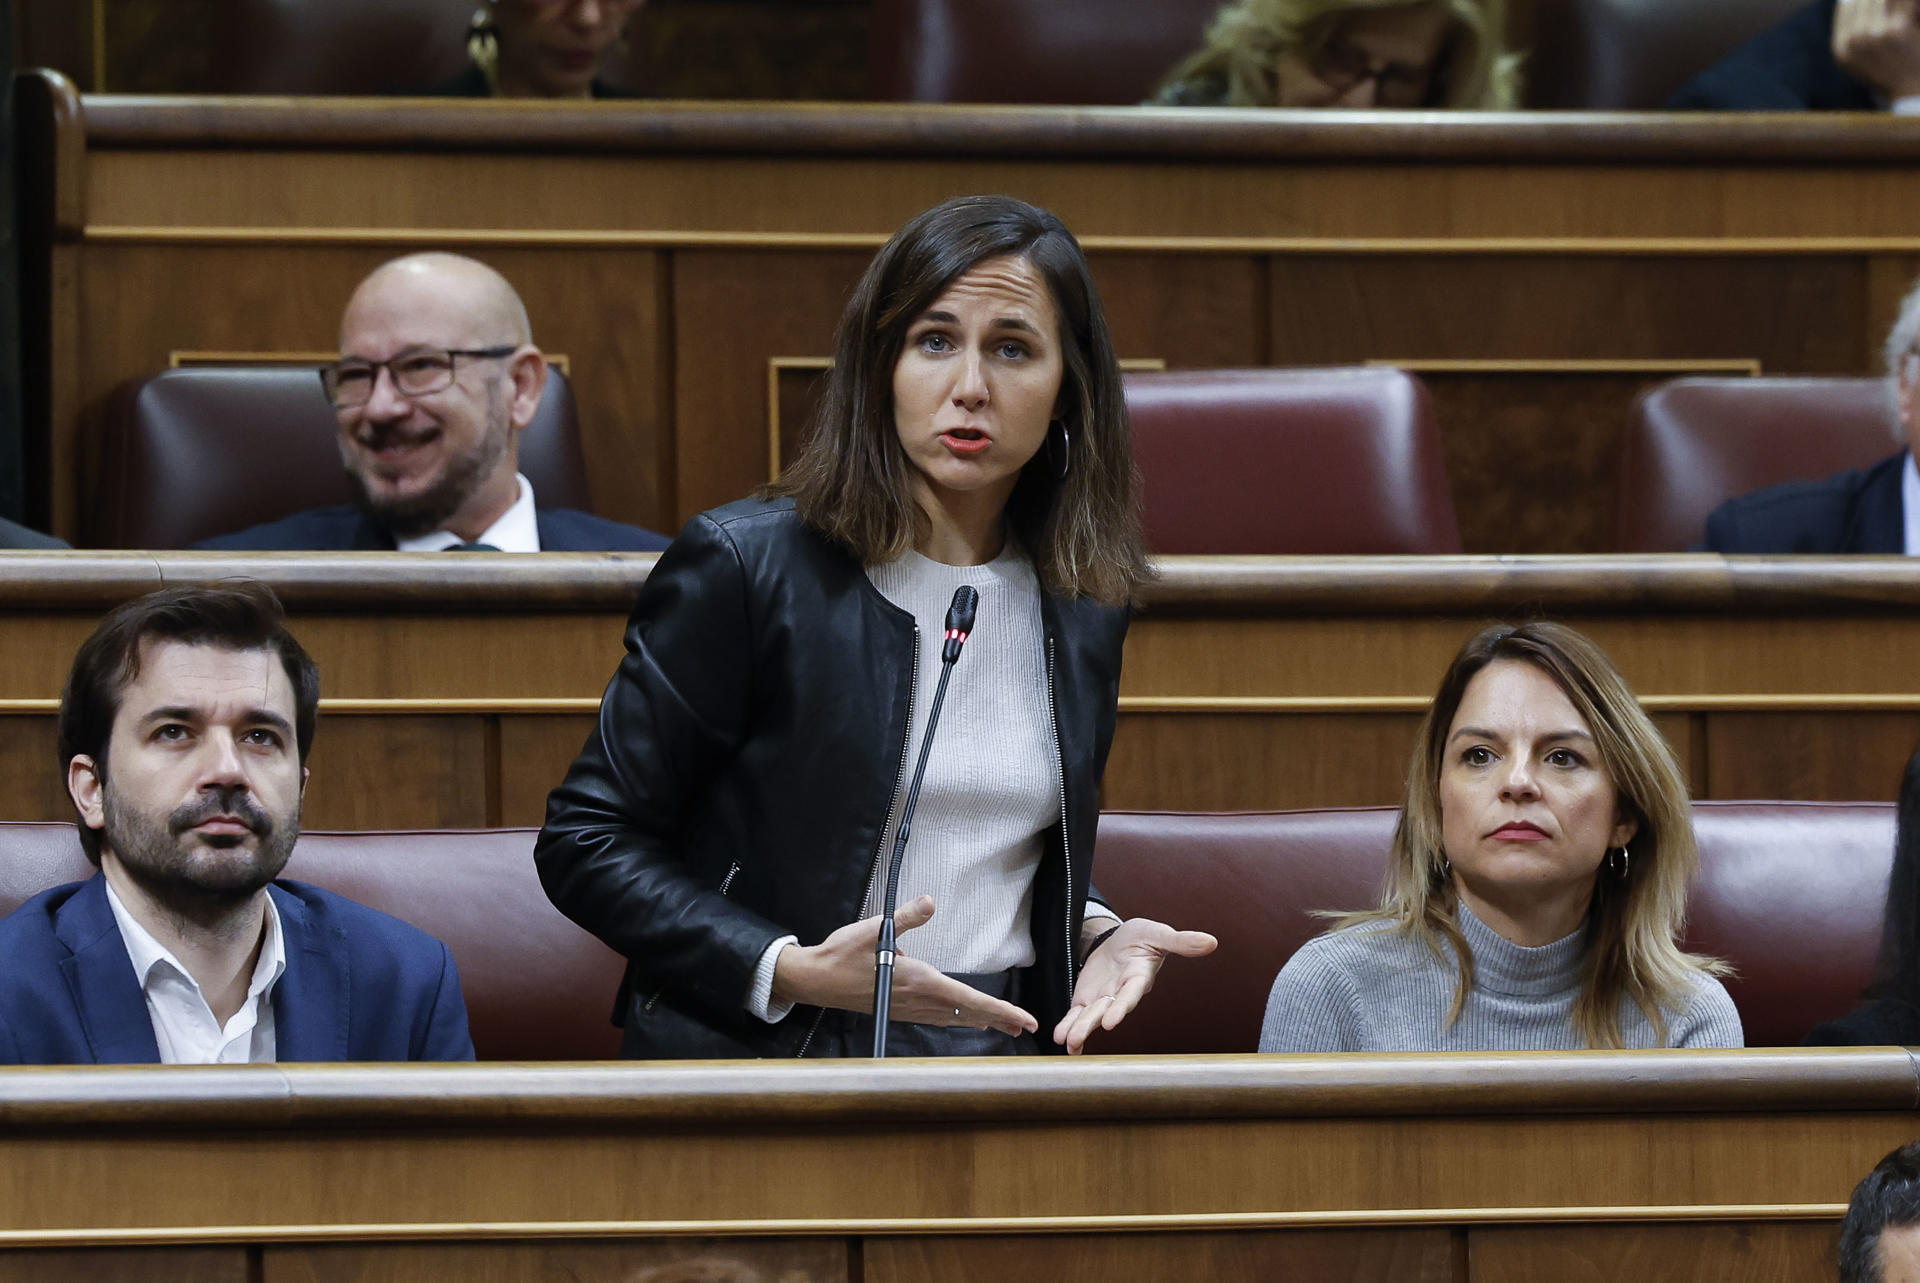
1150,0,1521,109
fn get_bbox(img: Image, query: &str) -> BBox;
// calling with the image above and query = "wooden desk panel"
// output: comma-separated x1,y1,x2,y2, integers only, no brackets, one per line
0,1053,1907,1283
7,553,1920,822
27,78,1920,549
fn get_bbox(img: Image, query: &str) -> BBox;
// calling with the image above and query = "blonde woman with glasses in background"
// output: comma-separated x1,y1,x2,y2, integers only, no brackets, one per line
1152,0,1521,108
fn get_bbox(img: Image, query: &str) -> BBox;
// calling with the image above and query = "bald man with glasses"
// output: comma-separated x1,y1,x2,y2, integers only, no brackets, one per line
199,253,668,553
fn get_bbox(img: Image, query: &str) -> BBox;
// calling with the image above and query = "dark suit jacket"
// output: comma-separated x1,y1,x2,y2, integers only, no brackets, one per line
0,515,68,549
1804,996,1920,1045
1701,449,1905,553
195,504,670,552
1668,0,1878,109
0,876,475,1064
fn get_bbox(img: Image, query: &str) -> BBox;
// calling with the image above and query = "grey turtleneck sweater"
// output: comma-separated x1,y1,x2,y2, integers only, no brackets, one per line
1259,900,1744,1053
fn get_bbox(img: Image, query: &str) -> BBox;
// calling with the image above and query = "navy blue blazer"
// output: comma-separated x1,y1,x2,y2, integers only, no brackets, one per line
1701,449,1905,554
1669,0,1878,110
195,504,670,552
0,876,475,1064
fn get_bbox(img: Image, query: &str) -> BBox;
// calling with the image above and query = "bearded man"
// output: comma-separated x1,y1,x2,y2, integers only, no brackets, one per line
197,253,667,552
0,582,473,1063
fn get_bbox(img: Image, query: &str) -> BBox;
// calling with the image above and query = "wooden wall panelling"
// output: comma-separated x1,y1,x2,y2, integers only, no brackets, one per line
286,612,629,700
1087,252,1268,373
671,249,871,518
1419,369,1738,555
0,1055,1909,1245
1105,712,1426,811
1705,712,1920,802
301,715,490,829
864,1229,1458,1283
1467,1222,1839,1283
1267,255,1869,554
1867,254,1920,358
0,714,71,824
72,244,671,539
264,1238,852,1283
1268,257,1864,368
496,713,597,827
0,1248,250,1282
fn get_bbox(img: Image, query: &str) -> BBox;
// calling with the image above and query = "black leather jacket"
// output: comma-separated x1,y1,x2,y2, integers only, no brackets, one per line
535,497,1131,1058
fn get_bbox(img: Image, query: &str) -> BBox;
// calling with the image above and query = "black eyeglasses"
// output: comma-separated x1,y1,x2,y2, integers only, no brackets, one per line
319,346,518,408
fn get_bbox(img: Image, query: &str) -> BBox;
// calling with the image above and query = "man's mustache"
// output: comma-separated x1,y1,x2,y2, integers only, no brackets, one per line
168,789,273,839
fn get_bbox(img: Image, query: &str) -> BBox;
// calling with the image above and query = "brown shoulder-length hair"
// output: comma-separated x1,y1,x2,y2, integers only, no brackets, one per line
1337,621,1727,1048
764,194,1151,606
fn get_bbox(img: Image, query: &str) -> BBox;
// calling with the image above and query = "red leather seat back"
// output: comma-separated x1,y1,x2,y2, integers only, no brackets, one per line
1,801,1892,1058
1615,376,1898,552
1527,0,1811,108
1091,809,1399,1055
209,0,474,95
868,0,1220,103
92,365,590,549
1126,367,1462,554
0,824,623,1060
1685,801,1895,1049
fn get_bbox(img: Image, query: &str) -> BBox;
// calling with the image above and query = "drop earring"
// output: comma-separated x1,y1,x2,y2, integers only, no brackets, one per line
1049,420,1071,479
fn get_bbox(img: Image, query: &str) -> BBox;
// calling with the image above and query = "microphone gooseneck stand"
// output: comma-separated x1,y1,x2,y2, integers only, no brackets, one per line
872,584,979,1058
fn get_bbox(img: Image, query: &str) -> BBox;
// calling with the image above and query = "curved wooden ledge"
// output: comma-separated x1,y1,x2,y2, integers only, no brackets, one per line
70,94,1920,164
0,1049,1911,1130
9,551,1920,615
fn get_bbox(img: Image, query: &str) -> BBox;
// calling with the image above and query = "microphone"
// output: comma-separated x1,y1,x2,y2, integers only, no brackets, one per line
873,584,980,1058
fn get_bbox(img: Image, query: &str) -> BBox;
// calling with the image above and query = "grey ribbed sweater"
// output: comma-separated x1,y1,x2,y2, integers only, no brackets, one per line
1259,900,1744,1053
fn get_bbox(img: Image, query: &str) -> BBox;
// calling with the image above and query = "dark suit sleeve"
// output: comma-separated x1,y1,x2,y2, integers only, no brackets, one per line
1668,0,1874,110
535,514,788,1019
0,1011,20,1065
415,943,476,1061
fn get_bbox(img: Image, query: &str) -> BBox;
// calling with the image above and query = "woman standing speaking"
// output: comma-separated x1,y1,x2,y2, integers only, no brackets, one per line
537,195,1214,1059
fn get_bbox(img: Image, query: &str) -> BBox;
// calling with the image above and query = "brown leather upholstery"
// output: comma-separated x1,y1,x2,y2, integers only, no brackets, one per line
0,802,1890,1058
1526,0,1811,108
92,365,591,549
1125,367,1462,554
0,824,622,1061
209,0,474,95
1614,376,1898,552
868,0,1220,103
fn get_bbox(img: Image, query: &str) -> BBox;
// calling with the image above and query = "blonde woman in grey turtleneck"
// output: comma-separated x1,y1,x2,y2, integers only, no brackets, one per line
1261,621,1742,1055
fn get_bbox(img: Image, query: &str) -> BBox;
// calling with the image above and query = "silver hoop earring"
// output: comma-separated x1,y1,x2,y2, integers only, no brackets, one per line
1607,846,1630,879
1045,420,1070,480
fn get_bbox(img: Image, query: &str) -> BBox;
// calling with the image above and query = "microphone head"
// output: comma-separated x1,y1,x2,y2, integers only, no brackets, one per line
946,585,979,636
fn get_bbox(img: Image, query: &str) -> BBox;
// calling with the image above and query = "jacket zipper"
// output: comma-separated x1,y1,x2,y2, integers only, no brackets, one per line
1046,634,1077,992
797,623,920,1058
643,860,742,1014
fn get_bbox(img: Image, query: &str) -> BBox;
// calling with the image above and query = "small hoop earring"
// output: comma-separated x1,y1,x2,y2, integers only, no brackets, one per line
1607,846,1630,879
1048,421,1071,480
1437,854,1451,878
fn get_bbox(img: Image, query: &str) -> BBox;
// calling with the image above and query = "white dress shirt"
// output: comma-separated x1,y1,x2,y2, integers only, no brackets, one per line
395,473,541,552
1902,451,1920,557
103,879,286,1064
